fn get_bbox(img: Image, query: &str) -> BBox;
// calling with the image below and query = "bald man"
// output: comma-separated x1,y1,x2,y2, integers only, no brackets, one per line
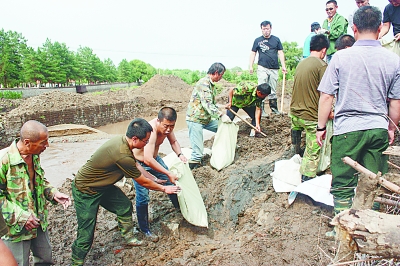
0,120,71,266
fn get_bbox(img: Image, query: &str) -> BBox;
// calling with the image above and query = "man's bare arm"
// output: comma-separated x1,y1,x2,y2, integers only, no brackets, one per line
249,51,256,74
142,130,179,183
168,133,187,163
379,22,391,39
388,99,400,144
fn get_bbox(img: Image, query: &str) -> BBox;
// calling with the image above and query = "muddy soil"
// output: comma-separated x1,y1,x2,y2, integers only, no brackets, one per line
1,75,398,265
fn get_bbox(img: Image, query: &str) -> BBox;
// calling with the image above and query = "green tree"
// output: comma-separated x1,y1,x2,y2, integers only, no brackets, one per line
130,59,156,82
0,29,27,87
22,47,45,86
117,59,132,82
103,58,117,83
282,41,302,80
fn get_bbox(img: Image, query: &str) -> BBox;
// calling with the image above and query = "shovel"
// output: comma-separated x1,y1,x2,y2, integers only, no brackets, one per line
227,108,267,137
280,72,286,113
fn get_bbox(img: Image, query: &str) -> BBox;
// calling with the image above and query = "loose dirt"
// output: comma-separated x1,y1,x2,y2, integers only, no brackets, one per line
1,75,397,265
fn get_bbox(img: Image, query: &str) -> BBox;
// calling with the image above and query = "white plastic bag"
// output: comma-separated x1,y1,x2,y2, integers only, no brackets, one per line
271,154,302,192
210,118,239,171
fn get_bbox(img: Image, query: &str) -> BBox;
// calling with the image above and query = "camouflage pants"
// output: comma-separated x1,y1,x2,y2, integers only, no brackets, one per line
290,115,320,177
71,182,134,264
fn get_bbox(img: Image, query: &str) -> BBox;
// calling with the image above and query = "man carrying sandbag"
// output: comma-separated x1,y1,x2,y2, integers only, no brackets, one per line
186,62,226,170
132,107,187,242
225,81,271,137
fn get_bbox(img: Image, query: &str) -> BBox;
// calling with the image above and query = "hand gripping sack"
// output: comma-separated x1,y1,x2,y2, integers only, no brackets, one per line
210,118,239,171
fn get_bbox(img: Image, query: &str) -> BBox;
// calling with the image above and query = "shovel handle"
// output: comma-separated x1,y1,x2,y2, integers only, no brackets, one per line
228,108,267,137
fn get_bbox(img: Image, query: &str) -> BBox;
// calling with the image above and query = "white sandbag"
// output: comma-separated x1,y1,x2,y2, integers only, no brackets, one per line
317,119,333,173
210,117,239,171
381,38,400,56
271,154,302,192
163,148,208,227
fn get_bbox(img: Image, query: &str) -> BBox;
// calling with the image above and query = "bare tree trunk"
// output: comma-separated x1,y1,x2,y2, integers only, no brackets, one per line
330,157,400,261
332,209,400,257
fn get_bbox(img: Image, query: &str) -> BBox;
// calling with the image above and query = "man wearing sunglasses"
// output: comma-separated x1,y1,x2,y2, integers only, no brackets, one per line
132,107,186,242
379,0,400,41
322,0,348,62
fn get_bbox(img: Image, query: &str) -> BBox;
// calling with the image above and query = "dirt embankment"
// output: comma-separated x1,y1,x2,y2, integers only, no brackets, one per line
1,75,397,265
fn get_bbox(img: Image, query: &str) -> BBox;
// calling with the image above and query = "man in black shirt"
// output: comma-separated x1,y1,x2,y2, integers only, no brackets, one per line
249,20,287,115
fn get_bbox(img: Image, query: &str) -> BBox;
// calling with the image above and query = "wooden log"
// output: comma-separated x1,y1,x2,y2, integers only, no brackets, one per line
383,146,400,156
342,157,400,194
332,209,400,257
352,172,381,210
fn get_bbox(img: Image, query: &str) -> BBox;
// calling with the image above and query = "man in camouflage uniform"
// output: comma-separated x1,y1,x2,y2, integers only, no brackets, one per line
290,34,330,182
0,120,71,266
186,62,225,170
225,81,271,136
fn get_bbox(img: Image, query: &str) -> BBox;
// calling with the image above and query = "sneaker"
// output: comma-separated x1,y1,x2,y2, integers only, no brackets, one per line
144,231,159,242
125,237,143,246
249,129,255,137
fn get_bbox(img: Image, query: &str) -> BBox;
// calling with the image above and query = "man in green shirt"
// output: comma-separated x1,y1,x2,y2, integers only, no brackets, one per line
71,118,181,266
322,0,348,62
226,81,271,136
290,34,329,181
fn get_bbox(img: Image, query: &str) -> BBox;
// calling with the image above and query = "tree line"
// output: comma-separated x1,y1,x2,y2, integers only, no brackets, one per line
0,28,302,88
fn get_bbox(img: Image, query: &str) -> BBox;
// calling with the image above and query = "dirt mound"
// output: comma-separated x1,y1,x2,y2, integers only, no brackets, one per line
128,75,193,102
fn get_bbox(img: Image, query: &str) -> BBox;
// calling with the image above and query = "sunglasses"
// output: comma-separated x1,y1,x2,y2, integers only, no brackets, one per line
325,7,334,11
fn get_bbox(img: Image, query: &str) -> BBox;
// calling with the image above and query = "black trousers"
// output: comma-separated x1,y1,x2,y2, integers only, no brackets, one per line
226,105,256,126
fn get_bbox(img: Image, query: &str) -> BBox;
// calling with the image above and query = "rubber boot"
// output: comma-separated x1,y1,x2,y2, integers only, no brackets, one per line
117,215,143,246
326,197,352,238
269,99,280,114
189,161,201,170
169,193,180,209
136,205,159,242
291,129,302,155
71,257,84,266
261,99,268,117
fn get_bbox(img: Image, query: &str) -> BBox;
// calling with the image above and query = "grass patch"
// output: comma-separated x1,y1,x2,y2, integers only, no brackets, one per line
0,90,22,99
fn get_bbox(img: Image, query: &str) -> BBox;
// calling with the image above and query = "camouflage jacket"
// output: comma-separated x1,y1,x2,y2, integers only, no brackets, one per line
0,139,58,242
186,76,220,124
231,81,263,108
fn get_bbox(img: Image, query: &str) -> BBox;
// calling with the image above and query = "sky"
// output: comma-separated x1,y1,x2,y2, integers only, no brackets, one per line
1,0,393,71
